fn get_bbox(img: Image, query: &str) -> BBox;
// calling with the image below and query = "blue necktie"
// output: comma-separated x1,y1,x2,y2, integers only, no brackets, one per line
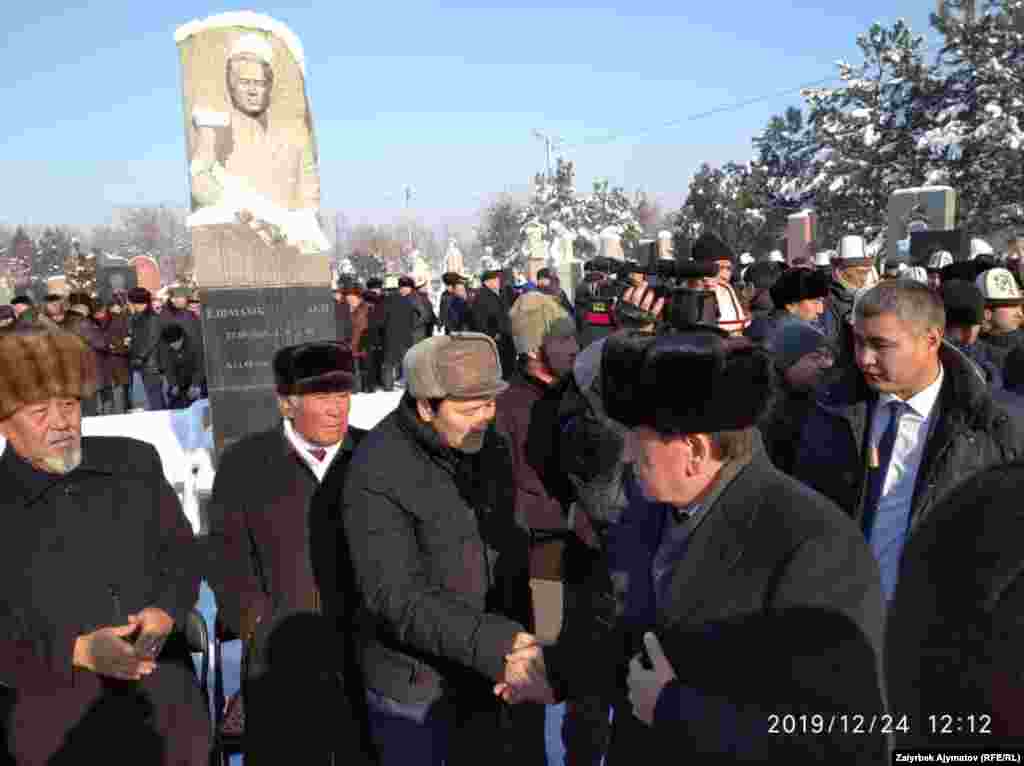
861,400,908,540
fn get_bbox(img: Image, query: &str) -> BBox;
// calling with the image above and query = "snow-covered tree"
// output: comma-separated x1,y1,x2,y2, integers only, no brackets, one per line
477,196,524,264
517,159,641,264
34,227,72,281
801,19,941,245
926,0,1024,231
670,162,769,256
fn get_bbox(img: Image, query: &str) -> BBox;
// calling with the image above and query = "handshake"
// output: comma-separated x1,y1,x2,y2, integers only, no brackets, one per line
493,632,556,705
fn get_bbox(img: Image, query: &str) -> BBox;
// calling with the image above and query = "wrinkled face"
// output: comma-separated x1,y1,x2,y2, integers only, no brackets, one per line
789,297,825,322
854,312,941,398
629,426,701,506
171,296,188,311
986,304,1024,334
784,348,834,391
285,391,351,447
0,397,83,475
229,57,271,117
419,397,496,454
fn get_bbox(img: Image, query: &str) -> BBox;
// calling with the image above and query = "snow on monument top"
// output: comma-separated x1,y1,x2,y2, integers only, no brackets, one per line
175,11,307,76
890,186,954,197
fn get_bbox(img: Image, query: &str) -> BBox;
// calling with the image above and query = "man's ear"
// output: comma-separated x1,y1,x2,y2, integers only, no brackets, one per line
416,398,435,423
277,396,295,420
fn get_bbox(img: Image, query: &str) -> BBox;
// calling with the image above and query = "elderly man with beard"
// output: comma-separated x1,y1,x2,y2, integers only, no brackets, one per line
0,327,209,764
342,332,551,766
208,341,372,765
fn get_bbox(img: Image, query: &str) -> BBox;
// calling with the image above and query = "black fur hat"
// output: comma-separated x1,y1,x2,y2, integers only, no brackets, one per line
691,232,736,265
769,269,829,309
941,280,985,328
274,341,354,395
602,330,774,434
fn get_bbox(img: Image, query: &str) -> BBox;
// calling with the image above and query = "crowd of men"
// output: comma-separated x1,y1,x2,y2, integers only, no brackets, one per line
0,286,207,414
3,229,1024,765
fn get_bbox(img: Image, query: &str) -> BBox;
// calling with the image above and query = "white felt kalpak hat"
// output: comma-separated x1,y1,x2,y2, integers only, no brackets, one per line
927,250,954,271
739,253,754,266
970,238,994,260
835,236,873,266
768,250,785,263
977,267,1024,305
814,250,834,267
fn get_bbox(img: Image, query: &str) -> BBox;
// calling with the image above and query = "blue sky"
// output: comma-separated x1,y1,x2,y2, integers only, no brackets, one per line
0,1,936,231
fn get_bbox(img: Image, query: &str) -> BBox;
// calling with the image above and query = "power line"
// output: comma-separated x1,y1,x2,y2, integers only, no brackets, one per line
558,38,947,152
559,74,842,152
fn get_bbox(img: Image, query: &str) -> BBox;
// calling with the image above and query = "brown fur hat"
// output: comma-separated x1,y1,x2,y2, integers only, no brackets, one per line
0,327,98,419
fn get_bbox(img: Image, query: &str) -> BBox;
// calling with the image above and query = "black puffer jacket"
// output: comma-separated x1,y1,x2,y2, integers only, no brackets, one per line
819,279,857,365
341,395,531,707
793,343,1024,533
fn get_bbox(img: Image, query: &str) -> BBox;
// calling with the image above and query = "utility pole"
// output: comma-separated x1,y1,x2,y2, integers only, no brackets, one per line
402,185,415,248
532,130,563,182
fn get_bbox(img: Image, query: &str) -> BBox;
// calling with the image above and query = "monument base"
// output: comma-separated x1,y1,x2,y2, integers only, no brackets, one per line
200,284,336,456
193,223,332,288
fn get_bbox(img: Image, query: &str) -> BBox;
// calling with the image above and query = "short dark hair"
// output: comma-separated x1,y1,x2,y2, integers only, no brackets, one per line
854,279,945,335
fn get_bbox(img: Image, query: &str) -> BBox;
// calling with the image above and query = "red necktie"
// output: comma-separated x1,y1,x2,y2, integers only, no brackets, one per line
309,448,327,462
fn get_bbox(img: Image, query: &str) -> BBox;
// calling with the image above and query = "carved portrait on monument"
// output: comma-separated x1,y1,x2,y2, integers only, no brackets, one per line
177,12,332,287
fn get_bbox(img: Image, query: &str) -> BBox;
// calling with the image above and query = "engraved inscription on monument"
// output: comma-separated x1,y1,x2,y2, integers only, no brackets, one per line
201,286,335,454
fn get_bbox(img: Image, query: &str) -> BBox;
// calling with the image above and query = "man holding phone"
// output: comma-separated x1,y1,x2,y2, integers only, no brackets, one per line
0,326,209,764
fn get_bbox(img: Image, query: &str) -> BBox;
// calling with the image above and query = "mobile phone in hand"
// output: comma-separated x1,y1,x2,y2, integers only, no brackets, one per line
135,631,166,660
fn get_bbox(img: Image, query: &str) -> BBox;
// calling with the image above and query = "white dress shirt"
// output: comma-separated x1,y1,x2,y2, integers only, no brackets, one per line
283,418,342,483
868,366,944,602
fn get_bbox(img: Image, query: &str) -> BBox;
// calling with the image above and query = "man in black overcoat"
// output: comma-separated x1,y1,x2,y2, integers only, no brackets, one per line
470,269,515,378
0,326,209,765
502,327,889,764
207,341,375,766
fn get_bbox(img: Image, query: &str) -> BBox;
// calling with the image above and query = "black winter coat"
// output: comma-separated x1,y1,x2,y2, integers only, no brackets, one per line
0,437,208,765
341,396,530,708
129,309,163,374
378,292,418,365
793,343,1024,534
886,461,1024,748
469,286,515,375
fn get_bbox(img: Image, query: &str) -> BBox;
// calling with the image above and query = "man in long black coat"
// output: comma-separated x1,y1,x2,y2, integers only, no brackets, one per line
470,269,515,378
0,326,209,765
377,277,419,389
207,341,374,766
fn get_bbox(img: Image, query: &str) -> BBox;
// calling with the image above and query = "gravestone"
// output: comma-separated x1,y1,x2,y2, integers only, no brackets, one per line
887,187,956,262
176,12,334,456
201,286,335,454
787,210,815,264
